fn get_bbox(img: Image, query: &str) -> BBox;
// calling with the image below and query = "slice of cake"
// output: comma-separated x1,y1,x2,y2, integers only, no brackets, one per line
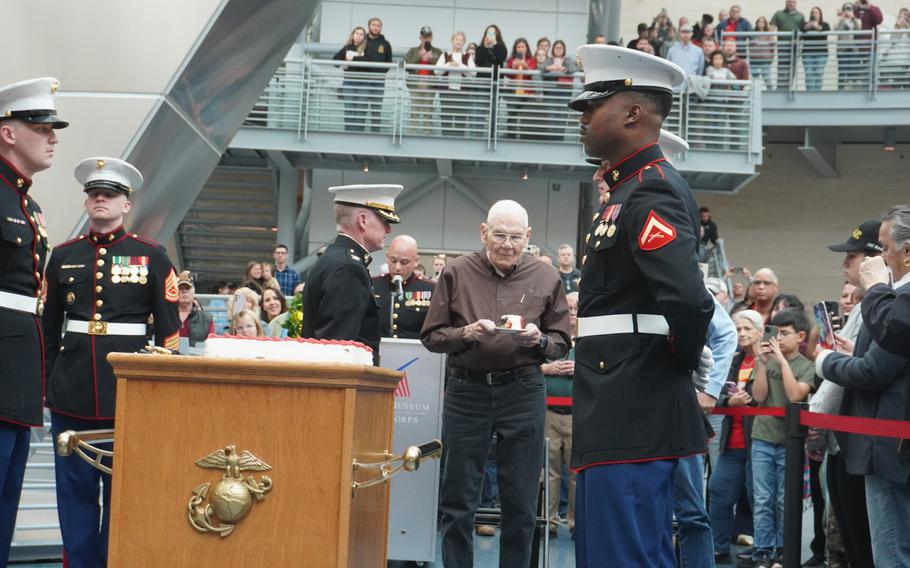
204,335,373,366
499,315,526,330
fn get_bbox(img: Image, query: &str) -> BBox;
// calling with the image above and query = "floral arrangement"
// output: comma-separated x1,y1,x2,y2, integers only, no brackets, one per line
282,293,303,338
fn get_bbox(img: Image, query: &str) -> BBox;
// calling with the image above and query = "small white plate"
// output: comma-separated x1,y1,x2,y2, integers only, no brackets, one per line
495,327,525,334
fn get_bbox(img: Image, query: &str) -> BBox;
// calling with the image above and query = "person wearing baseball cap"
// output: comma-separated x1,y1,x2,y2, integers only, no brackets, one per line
42,157,181,566
0,77,67,565
302,184,403,364
569,44,715,567
827,219,883,342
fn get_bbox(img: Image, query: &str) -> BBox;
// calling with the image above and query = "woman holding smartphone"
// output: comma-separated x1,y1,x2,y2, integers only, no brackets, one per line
708,309,763,563
475,25,507,138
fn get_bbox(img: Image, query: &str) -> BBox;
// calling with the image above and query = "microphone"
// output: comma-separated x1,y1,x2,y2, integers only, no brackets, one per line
391,274,404,298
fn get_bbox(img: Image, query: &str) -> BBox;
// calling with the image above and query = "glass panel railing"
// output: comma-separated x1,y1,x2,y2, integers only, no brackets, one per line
244,55,758,159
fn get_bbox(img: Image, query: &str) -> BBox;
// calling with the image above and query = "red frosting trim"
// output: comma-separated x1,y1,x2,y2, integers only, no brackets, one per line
205,333,374,353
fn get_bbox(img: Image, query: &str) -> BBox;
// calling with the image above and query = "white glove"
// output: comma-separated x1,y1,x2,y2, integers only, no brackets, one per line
691,346,714,392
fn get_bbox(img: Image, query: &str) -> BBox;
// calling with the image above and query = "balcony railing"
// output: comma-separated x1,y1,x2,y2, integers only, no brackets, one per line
245,56,758,156
720,29,910,94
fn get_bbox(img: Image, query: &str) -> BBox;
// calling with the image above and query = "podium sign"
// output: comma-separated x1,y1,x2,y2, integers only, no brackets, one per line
380,339,445,563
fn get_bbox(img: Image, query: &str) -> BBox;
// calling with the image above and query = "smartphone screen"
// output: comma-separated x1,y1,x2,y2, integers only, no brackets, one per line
813,302,835,349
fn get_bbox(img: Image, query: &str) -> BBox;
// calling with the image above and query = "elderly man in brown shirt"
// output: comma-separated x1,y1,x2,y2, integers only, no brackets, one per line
421,199,571,568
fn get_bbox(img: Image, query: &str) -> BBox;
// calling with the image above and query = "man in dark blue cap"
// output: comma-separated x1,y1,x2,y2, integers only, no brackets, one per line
568,46,715,567
0,77,67,565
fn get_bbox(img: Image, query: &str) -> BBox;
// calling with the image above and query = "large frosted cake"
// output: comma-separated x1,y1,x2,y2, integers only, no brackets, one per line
204,335,373,365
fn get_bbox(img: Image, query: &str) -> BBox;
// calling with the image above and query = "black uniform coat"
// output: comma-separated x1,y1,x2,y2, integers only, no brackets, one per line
372,272,435,339
0,157,49,427
302,234,380,364
572,142,715,469
43,226,181,420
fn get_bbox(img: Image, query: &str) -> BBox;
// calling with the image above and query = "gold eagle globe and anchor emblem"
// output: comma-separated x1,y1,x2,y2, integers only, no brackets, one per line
187,445,273,537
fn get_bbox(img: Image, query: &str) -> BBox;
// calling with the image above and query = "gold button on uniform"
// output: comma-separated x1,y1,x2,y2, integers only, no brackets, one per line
95,286,103,293
96,259,105,267
394,303,400,309
93,313,102,321
392,324,398,330
96,272,103,279
392,313,399,320
59,345,65,352
68,276,75,283
595,240,601,247
34,271,40,279
393,334,398,339
34,253,39,261
99,248,107,255
15,237,21,245
96,300,104,307
599,361,605,370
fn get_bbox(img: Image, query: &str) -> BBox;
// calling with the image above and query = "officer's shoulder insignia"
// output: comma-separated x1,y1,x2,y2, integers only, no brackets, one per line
164,268,179,303
638,210,677,251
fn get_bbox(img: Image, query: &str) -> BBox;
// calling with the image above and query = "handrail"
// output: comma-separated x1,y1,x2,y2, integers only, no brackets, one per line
720,28,908,93
245,55,761,156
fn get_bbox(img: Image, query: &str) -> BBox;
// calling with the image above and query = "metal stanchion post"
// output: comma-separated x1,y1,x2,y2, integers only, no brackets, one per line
783,401,807,567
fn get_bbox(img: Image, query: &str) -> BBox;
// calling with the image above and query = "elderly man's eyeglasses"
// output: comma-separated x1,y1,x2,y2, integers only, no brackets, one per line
752,280,777,287
489,232,527,245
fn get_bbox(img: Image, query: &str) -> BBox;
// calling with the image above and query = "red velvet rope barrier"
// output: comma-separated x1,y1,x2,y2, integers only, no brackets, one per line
711,406,910,439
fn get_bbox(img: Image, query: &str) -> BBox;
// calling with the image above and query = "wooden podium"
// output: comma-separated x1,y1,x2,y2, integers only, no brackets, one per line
103,353,402,567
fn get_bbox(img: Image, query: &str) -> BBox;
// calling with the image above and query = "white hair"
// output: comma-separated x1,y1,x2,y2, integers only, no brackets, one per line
486,200,529,228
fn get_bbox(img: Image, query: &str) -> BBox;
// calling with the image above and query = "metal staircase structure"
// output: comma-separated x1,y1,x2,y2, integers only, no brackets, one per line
178,161,278,286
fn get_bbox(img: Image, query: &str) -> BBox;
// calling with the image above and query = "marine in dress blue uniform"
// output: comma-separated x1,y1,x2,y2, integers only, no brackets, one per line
372,272,435,339
567,46,715,567
0,77,67,565
42,158,180,567
302,184,402,364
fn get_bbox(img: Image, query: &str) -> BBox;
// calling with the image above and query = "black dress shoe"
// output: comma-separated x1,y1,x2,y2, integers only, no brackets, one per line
715,550,731,562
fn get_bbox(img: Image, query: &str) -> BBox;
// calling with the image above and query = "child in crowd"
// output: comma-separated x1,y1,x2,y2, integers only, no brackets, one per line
749,309,820,567
231,310,264,337
706,50,737,81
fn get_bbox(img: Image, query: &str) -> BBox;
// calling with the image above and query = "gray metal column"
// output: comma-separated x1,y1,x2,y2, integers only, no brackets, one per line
588,0,623,43
269,151,300,260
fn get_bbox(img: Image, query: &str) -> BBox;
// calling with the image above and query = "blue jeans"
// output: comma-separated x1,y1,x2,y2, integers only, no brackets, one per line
673,454,714,567
342,78,369,131
708,447,753,554
802,52,828,90
706,414,724,470
751,439,786,556
439,371,545,568
865,473,910,567
751,61,773,87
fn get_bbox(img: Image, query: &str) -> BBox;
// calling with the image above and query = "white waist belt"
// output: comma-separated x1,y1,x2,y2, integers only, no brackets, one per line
576,314,670,338
66,320,147,336
0,290,40,315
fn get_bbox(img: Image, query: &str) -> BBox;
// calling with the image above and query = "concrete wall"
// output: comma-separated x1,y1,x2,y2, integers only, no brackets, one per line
302,144,909,303
2,0,224,247
698,144,910,303
319,0,588,52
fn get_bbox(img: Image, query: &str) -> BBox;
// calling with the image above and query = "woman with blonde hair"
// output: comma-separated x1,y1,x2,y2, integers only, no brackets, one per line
333,26,369,131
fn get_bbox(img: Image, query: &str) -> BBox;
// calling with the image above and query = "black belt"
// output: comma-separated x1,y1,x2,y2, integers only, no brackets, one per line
548,406,572,415
451,364,540,386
